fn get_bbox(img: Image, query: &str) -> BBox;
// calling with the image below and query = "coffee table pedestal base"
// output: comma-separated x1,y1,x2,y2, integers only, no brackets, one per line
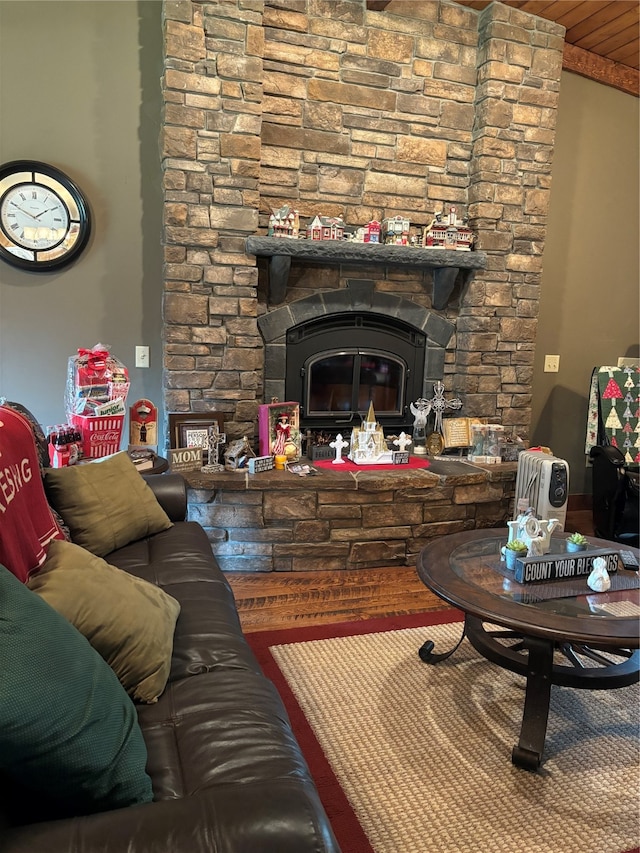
510,635,552,771
464,616,640,771
420,613,640,771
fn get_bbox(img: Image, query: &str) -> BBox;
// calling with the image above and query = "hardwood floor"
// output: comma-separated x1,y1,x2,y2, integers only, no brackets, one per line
228,507,595,633
228,565,447,633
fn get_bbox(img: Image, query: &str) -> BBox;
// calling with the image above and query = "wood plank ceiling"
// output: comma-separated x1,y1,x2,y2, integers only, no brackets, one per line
456,1,639,94
367,1,639,95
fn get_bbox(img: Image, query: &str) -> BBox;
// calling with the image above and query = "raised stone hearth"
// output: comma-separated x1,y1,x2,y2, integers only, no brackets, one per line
184,459,516,573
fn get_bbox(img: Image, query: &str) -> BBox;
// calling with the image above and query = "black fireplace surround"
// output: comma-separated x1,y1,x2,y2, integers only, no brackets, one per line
257,279,456,436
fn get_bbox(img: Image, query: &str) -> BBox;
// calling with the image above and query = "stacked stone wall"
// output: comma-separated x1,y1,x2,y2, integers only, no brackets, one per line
161,0,564,442
463,3,564,426
162,0,265,437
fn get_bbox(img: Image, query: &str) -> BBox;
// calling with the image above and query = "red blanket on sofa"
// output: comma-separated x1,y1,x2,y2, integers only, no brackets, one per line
0,405,63,582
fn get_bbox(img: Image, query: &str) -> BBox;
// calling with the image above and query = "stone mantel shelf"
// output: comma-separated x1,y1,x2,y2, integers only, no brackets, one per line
246,236,488,310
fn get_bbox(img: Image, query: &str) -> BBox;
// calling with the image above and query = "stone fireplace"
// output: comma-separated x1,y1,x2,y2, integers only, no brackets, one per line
160,0,565,571
162,0,564,442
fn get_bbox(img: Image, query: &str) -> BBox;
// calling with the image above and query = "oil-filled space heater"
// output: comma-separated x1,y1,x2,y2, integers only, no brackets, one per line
513,450,569,529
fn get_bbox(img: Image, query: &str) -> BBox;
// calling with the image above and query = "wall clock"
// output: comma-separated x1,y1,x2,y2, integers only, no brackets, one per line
0,160,91,272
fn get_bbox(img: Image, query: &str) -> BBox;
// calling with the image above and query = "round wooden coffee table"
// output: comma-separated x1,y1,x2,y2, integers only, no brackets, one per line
417,529,640,771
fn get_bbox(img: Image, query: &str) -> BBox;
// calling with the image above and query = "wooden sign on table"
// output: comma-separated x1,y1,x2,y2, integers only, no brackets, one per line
168,446,203,473
513,549,619,584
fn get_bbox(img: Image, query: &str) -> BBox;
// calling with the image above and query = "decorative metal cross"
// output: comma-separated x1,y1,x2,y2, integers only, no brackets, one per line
201,424,226,472
424,381,462,434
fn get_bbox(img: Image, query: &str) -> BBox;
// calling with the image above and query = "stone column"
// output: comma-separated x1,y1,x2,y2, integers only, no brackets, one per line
161,0,264,440
459,2,564,437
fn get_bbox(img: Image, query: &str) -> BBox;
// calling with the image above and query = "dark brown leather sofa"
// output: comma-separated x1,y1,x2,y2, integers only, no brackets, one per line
1,471,340,853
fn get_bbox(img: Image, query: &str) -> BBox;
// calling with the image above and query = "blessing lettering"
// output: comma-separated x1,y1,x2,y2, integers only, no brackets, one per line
0,458,32,514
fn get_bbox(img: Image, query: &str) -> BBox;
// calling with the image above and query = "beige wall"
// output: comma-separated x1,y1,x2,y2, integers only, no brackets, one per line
530,71,639,494
0,4,637,494
0,0,163,432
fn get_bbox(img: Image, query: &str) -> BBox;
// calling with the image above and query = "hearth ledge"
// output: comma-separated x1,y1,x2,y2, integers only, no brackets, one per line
183,459,516,492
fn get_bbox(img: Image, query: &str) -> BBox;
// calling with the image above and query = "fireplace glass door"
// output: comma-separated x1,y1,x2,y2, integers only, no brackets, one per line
285,311,426,433
306,349,405,417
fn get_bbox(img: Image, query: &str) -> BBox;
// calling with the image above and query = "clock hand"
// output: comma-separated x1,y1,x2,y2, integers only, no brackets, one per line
9,201,39,221
34,206,61,219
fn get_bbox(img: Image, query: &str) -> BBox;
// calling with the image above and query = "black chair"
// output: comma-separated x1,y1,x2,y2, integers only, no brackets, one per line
590,444,639,546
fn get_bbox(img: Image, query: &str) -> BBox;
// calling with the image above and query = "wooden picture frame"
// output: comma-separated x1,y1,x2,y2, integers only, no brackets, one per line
168,412,225,449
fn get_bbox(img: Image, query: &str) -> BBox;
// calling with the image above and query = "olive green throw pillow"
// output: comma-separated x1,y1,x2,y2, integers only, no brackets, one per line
29,540,180,703
0,565,153,821
44,451,172,557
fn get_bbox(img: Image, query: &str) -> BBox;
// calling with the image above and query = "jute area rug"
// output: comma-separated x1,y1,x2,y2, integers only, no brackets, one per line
248,611,640,853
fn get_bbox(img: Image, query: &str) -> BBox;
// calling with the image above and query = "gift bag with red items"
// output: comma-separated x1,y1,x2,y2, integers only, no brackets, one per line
64,344,130,458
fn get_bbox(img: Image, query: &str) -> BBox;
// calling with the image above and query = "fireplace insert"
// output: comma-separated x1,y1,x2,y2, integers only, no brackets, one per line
285,312,426,433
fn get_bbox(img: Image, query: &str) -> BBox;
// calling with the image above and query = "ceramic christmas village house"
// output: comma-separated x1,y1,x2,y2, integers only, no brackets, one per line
348,402,412,464
364,220,381,242
266,204,475,250
267,204,300,238
423,206,474,251
342,220,381,243
308,215,345,241
382,215,410,245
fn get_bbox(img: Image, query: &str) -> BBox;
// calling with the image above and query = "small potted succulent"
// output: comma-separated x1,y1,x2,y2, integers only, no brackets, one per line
505,539,527,570
566,532,588,553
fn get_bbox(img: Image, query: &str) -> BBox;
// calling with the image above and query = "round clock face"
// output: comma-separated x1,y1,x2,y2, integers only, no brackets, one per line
0,160,91,271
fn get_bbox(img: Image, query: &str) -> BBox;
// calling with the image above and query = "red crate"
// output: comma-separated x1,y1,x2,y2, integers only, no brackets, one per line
71,413,124,459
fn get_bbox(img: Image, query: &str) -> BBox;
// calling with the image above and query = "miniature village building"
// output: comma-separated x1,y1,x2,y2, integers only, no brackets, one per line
455,222,474,251
349,402,391,464
423,212,448,248
382,215,410,245
308,215,345,241
267,204,299,238
422,207,475,251
444,221,458,250
224,437,255,471
364,220,381,243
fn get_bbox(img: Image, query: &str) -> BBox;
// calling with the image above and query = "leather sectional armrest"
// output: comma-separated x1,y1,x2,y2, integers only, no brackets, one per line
1,781,340,853
141,472,187,522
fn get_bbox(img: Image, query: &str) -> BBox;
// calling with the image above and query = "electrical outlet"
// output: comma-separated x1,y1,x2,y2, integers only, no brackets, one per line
135,345,150,368
544,354,560,373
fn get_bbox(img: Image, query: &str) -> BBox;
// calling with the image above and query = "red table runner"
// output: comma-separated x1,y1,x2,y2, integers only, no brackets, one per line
313,456,430,472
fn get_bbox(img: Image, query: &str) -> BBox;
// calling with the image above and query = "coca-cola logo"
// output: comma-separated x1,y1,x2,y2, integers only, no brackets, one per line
90,431,120,443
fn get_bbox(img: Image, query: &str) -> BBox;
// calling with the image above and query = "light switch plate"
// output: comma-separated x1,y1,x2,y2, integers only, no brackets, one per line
135,345,149,368
544,354,560,373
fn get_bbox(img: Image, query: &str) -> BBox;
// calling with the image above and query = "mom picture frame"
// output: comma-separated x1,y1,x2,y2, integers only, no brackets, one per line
168,412,225,450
